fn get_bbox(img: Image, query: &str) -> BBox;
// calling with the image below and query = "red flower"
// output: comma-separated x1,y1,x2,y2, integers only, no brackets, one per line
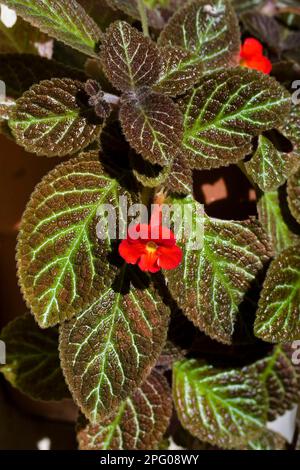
240,38,272,75
119,223,182,273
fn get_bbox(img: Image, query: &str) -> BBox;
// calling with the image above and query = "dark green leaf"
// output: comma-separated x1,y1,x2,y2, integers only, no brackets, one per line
288,167,300,225
17,152,132,328
120,90,183,166
258,190,300,254
0,54,86,99
173,359,268,449
59,266,170,422
100,21,161,93
1,0,102,57
0,313,69,400
245,135,299,192
154,46,203,97
158,0,240,75
76,371,172,449
9,78,103,157
164,196,272,343
179,68,291,170
254,245,300,342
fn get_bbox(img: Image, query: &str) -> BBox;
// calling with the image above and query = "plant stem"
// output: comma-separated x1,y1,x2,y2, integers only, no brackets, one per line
137,0,149,37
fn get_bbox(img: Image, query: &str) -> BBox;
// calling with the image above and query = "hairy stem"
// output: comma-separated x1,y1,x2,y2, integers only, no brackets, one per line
137,0,149,37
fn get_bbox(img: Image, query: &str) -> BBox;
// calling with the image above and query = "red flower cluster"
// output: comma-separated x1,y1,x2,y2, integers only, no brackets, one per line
119,223,182,273
240,38,272,75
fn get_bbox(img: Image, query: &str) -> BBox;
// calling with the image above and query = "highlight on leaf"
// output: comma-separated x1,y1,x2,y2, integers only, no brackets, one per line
99,21,161,93
179,67,291,170
120,90,183,166
1,0,102,57
254,244,300,343
17,152,133,328
158,0,241,75
76,370,172,450
173,359,268,449
164,196,272,344
0,313,69,401
9,78,103,157
59,266,170,423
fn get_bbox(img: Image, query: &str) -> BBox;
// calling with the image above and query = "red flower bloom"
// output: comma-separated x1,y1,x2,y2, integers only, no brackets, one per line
119,223,182,273
240,38,272,75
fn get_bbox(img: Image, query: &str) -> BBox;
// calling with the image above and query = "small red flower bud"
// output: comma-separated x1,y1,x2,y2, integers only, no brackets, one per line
240,38,272,75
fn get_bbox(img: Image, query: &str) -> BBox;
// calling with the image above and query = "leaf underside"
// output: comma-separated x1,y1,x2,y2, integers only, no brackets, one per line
100,21,161,93
0,313,69,401
254,244,300,342
165,197,272,344
59,266,170,423
120,91,183,166
77,370,172,450
9,78,102,157
245,135,299,192
1,0,102,57
158,0,241,75
179,68,291,170
17,152,132,328
173,359,267,449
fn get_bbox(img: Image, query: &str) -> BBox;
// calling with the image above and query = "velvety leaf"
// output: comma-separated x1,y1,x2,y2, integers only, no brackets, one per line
231,0,267,14
156,340,184,370
158,0,240,74
9,78,103,157
245,429,287,450
154,46,203,97
76,370,172,449
1,0,102,57
17,152,132,328
0,313,69,400
120,90,183,166
173,359,267,449
179,68,291,170
77,0,127,30
258,190,300,254
0,16,48,54
166,150,193,195
100,21,161,93
254,245,300,342
0,54,86,99
245,136,299,192
281,103,300,152
106,0,166,29
249,346,299,421
59,266,170,423
241,12,281,53
164,197,272,344
288,167,300,225
131,152,170,188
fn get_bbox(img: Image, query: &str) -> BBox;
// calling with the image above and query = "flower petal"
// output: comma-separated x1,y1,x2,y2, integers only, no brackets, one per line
240,38,263,59
245,55,272,74
138,251,160,273
157,245,183,270
119,239,146,264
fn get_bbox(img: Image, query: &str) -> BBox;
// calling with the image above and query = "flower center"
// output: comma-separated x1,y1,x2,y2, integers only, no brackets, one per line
146,241,158,254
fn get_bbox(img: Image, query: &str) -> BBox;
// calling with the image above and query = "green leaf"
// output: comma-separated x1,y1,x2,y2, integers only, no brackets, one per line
154,46,203,97
245,136,299,192
179,68,291,170
258,190,300,254
0,54,86,99
158,0,240,75
0,16,48,54
166,150,193,195
288,167,300,225
249,346,299,421
76,370,172,449
9,78,103,157
99,21,161,93
1,0,102,57
245,429,287,450
17,152,133,328
0,313,69,400
173,359,267,449
281,103,300,151
120,90,183,166
59,266,170,423
164,196,272,344
254,245,300,342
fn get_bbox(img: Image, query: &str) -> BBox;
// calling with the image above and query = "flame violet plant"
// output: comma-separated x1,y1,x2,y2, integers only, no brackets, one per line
1,0,300,451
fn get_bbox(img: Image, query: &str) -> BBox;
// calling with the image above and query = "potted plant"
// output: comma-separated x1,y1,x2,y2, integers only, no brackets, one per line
1,0,300,451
